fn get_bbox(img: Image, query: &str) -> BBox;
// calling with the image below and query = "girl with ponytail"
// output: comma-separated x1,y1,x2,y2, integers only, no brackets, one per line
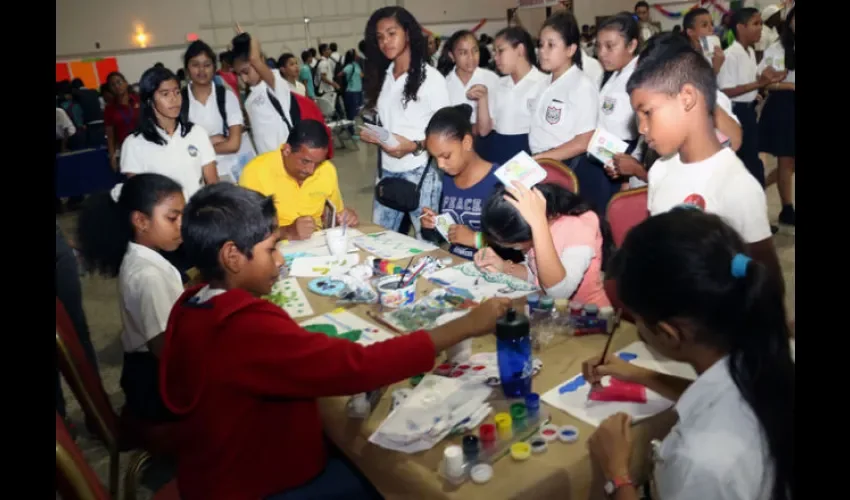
77,173,186,423
584,208,794,500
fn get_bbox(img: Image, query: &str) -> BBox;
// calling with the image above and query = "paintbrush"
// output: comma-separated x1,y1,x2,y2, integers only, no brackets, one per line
588,330,617,399
397,256,416,289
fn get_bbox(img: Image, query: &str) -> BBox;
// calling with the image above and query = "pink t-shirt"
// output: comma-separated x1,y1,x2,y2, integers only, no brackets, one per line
526,212,611,307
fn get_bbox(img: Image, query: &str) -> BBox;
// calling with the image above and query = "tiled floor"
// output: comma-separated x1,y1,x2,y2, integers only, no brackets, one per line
56,146,795,499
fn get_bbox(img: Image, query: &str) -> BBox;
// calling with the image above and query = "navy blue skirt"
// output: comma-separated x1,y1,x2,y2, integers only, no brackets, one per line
477,132,530,164
759,90,795,158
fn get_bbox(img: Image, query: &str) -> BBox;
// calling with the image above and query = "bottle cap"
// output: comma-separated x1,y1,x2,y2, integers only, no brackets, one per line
494,412,512,431
527,293,541,306
584,304,599,316
510,442,531,461
530,436,548,454
470,463,494,484
524,393,540,411
554,298,570,311
479,423,497,442
539,423,559,442
569,302,584,314
509,403,527,422
443,445,464,475
539,296,554,309
496,308,530,340
558,425,580,443
462,435,480,453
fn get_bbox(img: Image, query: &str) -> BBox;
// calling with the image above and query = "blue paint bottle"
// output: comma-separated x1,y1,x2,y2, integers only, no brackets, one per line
496,308,533,398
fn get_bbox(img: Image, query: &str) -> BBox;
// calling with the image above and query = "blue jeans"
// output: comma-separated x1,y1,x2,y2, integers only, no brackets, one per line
372,160,442,240
266,458,381,500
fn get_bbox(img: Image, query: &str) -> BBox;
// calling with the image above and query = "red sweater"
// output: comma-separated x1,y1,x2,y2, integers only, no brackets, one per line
159,285,436,500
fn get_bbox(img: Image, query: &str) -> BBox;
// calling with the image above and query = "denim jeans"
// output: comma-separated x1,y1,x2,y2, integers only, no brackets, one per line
372,159,442,240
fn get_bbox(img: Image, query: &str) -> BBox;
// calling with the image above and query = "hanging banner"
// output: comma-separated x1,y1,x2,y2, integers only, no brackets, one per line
652,0,729,19
422,19,488,38
56,57,120,87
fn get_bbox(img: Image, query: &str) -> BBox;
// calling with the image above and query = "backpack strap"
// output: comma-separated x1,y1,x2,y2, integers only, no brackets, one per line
266,89,293,132
214,84,229,136
289,94,302,128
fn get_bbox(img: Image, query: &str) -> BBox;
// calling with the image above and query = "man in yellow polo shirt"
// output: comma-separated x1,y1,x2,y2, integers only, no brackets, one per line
239,119,359,240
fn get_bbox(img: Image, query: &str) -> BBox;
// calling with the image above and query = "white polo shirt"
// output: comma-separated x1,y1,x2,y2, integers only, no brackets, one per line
377,63,450,173
287,79,307,96
317,57,336,96
491,67,547,136
118,242,184,353
648,147,771,243
717,41,760,103
528,65,599,155
654,356,774,500
120,123,216,201
56,107,76,139
245,71,294,155
186,83,245,177
759,42,795,84
582,55,605,90
598,56,639,141
445,67,500,124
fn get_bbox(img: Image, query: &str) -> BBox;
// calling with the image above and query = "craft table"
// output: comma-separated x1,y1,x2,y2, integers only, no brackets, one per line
292,223,676,500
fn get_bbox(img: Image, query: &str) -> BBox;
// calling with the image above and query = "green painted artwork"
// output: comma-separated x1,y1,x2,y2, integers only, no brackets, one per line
303,324,362,342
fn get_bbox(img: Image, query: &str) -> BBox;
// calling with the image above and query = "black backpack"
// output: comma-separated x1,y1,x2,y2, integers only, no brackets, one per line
265,89,297,133
332,58,346,91
180,83,229,136
312,63,324,97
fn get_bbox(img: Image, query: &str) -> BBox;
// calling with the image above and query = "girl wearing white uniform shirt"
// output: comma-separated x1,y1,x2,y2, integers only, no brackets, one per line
571,13,641,214
477,26,546,165
77,174,186,423
440,30,500,137
528,12,599,171
759,7,795,229
361,6,450,238
584,210,794,500
183,40,254,183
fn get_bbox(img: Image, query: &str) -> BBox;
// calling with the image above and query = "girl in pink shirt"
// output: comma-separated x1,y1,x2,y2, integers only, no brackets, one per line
475,182,612,306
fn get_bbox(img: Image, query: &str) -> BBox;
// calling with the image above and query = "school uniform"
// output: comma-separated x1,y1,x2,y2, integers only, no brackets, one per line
374,63,450,238
574,56,639,214
246,72,295,155
717,41,765,186
653,357,774,499
187,83,253,182
446,67,500,125
648,147,771,244
478,67,547,164
582,54,605,89
118,242,183,422
528,65,599,198
758,42,795,158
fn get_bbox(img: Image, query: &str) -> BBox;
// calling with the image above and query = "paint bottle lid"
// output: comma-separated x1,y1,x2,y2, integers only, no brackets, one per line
479,423,497,442
524,393,541,411
530,436,548,454
584,304,599,317
558,425,580,443
470,463,494,484
600,306,615,318
527,293,541,306
569,302,584,315
510,442,532,461
539,423,559,442
494,412,513,431
443,445,464,476
496,309,530,340
554,298,570,312
462,435,480,454
539,296,554,310
509,403,527,422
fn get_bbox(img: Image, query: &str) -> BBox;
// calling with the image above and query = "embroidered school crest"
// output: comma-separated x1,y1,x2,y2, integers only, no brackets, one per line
602,96,616,115
187,145,199,157
681,193,706,210
545,105,562,124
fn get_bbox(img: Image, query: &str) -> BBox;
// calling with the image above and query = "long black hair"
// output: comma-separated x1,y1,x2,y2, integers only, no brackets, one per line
612,209,794,500
437,30,477,76
541,11,583,70
77,174,183,277
494,26,538,68
364,6,428,109
134,66,194,145
481,183,615,270
781,6,795,71
425,104,474,140
183,40,218,72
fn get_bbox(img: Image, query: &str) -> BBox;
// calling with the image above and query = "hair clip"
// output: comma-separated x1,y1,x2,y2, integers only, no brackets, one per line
110,183,124,203
731,253,751,279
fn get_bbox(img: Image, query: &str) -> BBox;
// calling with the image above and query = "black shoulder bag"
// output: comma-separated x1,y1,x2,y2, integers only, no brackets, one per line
374,151,431,213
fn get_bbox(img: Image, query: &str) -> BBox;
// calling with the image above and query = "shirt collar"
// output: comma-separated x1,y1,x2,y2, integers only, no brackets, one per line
156,122,183,142
549,64,579,87
126,242,178,272
675,355,735,423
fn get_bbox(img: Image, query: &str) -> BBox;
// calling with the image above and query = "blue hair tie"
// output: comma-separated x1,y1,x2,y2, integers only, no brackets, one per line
731,254,751,278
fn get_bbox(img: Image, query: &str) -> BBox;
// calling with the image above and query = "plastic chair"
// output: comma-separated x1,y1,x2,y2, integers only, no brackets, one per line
56,298,177,497
316,95,358,151
536,158,579,193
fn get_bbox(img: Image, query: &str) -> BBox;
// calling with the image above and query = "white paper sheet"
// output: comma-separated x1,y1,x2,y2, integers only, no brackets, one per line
493,151,548,189
427,262,538,302
299,310,395,346
352,231,439,261
289,254,361,278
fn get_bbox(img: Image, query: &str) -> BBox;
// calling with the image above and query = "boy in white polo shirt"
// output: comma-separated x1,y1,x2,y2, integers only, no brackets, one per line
627,33,783,293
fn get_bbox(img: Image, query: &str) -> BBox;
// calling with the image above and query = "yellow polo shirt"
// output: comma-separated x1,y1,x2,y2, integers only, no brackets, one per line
238,150,344,228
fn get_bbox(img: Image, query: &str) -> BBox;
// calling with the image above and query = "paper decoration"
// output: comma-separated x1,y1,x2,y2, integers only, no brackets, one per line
95,58,119,84
652,0,729,19
69,61,99,90
428,262,538,302
56,63,71,82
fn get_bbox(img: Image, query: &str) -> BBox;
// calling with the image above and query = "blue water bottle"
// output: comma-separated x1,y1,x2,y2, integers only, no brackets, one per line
496,308,533,398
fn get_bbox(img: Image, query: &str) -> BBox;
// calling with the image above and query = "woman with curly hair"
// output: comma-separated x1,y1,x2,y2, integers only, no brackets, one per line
361,6,450,239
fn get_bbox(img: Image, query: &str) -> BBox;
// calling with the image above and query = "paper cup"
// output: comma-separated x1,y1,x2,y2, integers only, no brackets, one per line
375,275,416,309
325,227,348,258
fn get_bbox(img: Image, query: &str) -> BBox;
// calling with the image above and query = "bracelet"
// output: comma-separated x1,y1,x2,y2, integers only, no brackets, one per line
475,231,484,250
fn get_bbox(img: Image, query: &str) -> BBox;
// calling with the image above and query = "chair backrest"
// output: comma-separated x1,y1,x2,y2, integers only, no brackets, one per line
315,95,336,120
536,158,579,194
56,298,118,449
56,412,111,500
607,187,649,248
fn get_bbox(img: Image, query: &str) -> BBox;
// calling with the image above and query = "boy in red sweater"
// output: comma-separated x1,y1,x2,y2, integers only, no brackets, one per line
159,182,511,499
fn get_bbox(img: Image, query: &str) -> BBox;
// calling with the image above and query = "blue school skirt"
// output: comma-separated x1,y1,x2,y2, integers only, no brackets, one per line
571,138,639,216
477,132,530,164
759,90,795,158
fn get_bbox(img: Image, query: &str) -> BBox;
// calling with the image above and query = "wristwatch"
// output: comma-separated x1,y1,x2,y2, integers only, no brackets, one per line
413,140,425,156
603,475,633,495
